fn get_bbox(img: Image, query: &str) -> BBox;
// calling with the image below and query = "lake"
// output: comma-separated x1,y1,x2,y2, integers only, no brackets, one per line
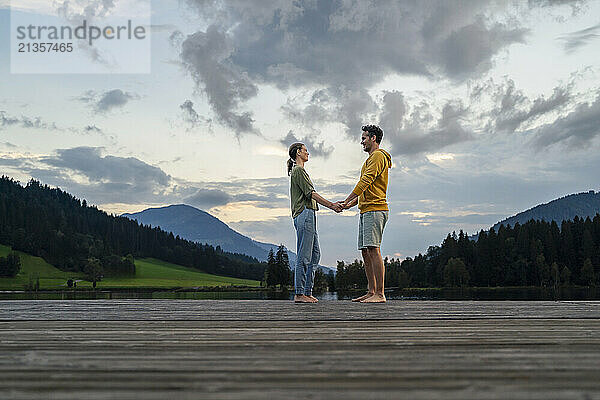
1,286,599,300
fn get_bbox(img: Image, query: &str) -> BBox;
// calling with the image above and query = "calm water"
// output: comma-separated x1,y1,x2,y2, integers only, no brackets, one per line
1,287,599,300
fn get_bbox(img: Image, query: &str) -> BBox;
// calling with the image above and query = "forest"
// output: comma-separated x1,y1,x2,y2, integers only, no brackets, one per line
0,176,266,281
337,217,600,289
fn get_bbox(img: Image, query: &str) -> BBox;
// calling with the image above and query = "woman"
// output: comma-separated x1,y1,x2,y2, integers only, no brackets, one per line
287,143,342,303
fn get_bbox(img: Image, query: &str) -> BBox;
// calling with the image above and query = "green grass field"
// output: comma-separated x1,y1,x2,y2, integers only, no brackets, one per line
0,245,260,290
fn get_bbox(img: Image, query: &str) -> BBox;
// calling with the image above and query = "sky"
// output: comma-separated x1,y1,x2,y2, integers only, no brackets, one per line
1,0,600,266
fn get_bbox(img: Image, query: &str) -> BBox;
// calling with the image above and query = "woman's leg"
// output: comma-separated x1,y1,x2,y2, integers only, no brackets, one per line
304,226,320,297
295,209,315,297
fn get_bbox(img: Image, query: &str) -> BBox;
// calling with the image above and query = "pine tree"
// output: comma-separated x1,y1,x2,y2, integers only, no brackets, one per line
560,266,571,286
443,257,469,287
84,257,103,286
0,252,21,277
265,249,277,288
551,262,560,290
581,258,595,287
275,245,291,289
536,254,550,287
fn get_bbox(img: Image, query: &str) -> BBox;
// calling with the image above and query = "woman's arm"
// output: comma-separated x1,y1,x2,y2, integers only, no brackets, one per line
312,191,342,212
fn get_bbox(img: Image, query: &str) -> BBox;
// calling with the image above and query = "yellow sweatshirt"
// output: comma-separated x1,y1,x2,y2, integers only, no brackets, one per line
352,149,392,213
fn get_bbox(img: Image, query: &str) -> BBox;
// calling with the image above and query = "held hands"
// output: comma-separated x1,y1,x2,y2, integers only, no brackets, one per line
330,200,351,213
328,199,354,213
330,201,343,213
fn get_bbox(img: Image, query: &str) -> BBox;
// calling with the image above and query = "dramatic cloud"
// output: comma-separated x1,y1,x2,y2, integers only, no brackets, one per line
474,78,573,134
180,26,258,136
379,91,473,156
558,23,600,53
436,19,527,78
532,93,600,149
181,0,528,135
78,89,139,114
280,130,333,158
283,86,378,137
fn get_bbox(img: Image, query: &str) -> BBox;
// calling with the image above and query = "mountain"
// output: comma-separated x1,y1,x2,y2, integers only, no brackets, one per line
122,204,334,272
123,204,279,261
491,190,600,232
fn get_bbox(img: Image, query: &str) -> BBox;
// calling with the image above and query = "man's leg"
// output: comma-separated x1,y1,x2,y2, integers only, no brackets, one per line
352,249,375,302
361,246,386,302
352,213,375,302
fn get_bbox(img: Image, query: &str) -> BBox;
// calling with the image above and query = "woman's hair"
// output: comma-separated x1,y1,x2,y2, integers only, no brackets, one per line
287,142,304,176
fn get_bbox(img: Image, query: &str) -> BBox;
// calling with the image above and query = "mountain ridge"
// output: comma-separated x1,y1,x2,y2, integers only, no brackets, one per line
490,189,600,232
122,204,333,272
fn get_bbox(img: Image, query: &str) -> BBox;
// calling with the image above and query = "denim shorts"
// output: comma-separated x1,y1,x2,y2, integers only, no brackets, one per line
358,210,388,250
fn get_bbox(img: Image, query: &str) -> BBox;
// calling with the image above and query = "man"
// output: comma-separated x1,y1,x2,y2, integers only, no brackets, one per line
340,125,392,303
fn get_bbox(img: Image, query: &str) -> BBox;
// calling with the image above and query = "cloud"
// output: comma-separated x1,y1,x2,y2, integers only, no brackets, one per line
531,93,600,149
169,30,185,47
179,99,209,129
83,125,103,134
185,188,232,209
0,111,59,130
149,24,178,33
0,147,171,204
557,22,600,53
54,0,118,65
78,89,140,114
379,91,473,156
180,26,258,137
55,0,116,21
182,0,528,135
280,130,333,158
528,0,588,13
283,86,378,137
478,78,573,134
435,19,527,78
0,147,293,210
43,146,171,191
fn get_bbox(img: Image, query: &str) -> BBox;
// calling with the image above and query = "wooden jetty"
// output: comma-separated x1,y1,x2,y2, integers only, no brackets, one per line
1,300,599,399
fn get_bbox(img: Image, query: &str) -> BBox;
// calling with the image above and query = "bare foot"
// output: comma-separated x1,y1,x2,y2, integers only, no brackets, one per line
360,294,386,303
352,292,374,302
294,294,313,303
306,295,319,303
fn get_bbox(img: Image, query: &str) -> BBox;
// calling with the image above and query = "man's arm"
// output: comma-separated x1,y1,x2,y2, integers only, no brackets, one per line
351,152,386,199
341,195,358,209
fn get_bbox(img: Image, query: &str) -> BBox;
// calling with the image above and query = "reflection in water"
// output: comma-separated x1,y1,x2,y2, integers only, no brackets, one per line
0,286,599,300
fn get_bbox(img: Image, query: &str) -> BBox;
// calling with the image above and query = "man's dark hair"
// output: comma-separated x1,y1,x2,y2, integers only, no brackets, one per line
362,125,383,144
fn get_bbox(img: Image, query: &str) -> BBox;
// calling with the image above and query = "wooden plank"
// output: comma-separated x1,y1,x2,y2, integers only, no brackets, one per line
0,301,599,399
1,300,600,320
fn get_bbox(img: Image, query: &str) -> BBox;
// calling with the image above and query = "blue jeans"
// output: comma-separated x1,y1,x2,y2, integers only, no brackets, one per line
293,208,320,296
